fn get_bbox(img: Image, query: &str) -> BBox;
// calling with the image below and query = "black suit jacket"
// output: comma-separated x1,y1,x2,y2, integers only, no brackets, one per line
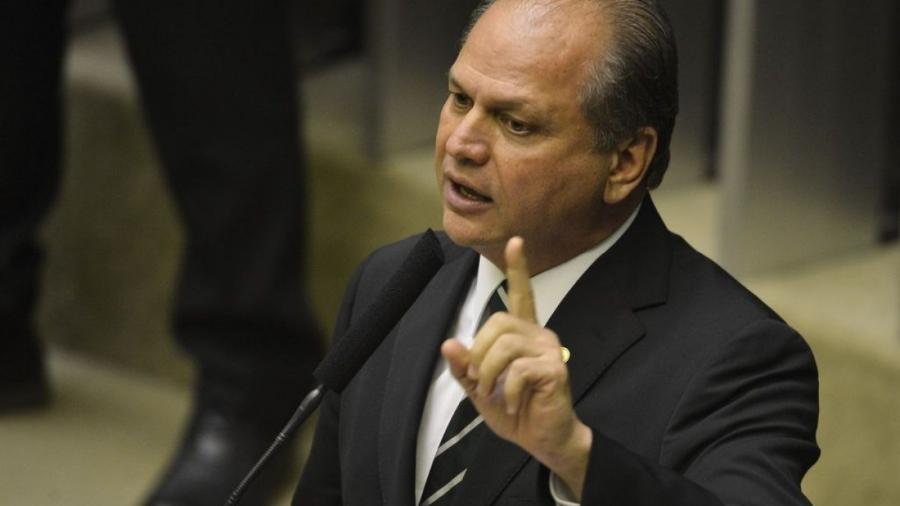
294,197,819,505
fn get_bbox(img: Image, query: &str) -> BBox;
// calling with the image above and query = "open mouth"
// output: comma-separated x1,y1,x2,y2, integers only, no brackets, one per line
454,181,492,202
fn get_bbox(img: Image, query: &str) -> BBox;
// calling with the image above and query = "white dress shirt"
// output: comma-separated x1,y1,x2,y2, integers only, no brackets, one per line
414,206,640,505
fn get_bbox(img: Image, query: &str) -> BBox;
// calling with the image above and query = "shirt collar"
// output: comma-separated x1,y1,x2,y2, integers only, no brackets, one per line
471,205,641,326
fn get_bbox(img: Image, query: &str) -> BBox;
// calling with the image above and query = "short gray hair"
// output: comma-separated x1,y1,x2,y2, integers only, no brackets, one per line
463,0,679,189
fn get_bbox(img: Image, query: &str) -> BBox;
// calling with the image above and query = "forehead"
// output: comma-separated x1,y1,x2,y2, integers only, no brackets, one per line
453,0,607,97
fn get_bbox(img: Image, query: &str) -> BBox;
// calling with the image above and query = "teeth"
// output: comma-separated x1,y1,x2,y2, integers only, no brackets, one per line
458,183,486,201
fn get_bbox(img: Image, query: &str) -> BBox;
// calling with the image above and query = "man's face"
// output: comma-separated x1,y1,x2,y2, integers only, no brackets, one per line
434,0,616,272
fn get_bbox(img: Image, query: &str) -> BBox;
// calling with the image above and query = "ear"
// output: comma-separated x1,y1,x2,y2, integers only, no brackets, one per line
603,127,658,205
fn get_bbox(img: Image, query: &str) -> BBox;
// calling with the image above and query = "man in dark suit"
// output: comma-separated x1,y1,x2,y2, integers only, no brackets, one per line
294,0,819,504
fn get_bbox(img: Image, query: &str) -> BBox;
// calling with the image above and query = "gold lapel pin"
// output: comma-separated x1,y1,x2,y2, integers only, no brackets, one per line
560,346,571,363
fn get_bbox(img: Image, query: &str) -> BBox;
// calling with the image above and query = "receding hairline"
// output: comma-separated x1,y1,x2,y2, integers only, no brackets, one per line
461,0,616,89
462,0,614,71
463,0,615,40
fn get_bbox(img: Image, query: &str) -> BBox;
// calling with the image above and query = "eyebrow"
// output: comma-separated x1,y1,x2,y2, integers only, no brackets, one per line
447,73,535,114
447,74,470,95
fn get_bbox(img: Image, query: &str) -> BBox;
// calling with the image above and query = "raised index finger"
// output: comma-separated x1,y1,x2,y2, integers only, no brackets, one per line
504,236,537,323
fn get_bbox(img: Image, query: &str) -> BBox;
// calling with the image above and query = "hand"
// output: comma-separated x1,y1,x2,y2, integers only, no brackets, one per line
442,237,592,498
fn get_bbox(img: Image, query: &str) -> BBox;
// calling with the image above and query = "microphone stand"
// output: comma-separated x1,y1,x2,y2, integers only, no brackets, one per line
224,229,444,505
224,385,325,506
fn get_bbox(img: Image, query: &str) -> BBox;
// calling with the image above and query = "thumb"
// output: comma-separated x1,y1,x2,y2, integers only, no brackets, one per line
441,339,477,392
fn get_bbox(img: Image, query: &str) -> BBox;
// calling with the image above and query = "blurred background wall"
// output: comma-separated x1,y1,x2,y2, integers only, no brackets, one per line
4,0,898,504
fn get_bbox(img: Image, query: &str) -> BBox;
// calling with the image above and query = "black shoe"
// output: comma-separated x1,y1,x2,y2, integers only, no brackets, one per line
142,402,294,506
0,373,51,413
0,334,51,413
143,366,313,506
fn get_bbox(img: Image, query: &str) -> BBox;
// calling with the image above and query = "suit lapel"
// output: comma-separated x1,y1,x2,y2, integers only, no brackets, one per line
451,197,671,506
557,196,671,405
550,261,646,404
378,246,478,506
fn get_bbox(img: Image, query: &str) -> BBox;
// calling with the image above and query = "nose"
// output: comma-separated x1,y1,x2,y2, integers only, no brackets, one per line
444,113,490,166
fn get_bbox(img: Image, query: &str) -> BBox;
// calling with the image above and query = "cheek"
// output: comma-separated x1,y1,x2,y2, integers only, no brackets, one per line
501,161,597,219
496,169,547,219
434,110,453,180
434,103,456,147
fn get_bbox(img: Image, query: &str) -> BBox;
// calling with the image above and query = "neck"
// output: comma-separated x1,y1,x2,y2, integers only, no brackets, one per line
481,195,644,274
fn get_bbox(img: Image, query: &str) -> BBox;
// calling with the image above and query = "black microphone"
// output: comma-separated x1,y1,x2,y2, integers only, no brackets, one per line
226,230,445,505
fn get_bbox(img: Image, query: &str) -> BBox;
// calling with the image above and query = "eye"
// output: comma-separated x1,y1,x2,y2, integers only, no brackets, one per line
450,92,472,110
501,115,533,136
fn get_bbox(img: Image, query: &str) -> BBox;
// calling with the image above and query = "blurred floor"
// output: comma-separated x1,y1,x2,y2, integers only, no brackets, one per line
0,350,303,505
0,351,191,505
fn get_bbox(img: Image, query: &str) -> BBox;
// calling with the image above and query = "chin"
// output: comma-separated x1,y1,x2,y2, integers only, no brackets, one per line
443,215,507,259
443,214,484,246
443,222,477,248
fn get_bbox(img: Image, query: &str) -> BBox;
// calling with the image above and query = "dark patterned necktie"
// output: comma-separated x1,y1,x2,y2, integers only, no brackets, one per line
419,282,507,506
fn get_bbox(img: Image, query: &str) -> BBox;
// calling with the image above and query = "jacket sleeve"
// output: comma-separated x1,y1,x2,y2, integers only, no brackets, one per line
581,319,820,506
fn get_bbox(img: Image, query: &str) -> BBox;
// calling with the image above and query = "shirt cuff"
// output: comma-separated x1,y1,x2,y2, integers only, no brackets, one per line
549,473,580,506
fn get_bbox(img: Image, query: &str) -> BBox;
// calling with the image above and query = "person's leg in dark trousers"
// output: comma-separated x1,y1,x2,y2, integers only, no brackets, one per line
112,1,322,504
0,0,67,411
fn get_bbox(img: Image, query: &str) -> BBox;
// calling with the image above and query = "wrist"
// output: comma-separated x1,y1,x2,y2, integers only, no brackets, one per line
541,421,593,500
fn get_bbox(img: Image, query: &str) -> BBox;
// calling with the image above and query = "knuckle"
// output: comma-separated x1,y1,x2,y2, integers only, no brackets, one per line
485,312,509,328
537,328,559,342
496,332,521,351
509,358,527,375
549,361,568,378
